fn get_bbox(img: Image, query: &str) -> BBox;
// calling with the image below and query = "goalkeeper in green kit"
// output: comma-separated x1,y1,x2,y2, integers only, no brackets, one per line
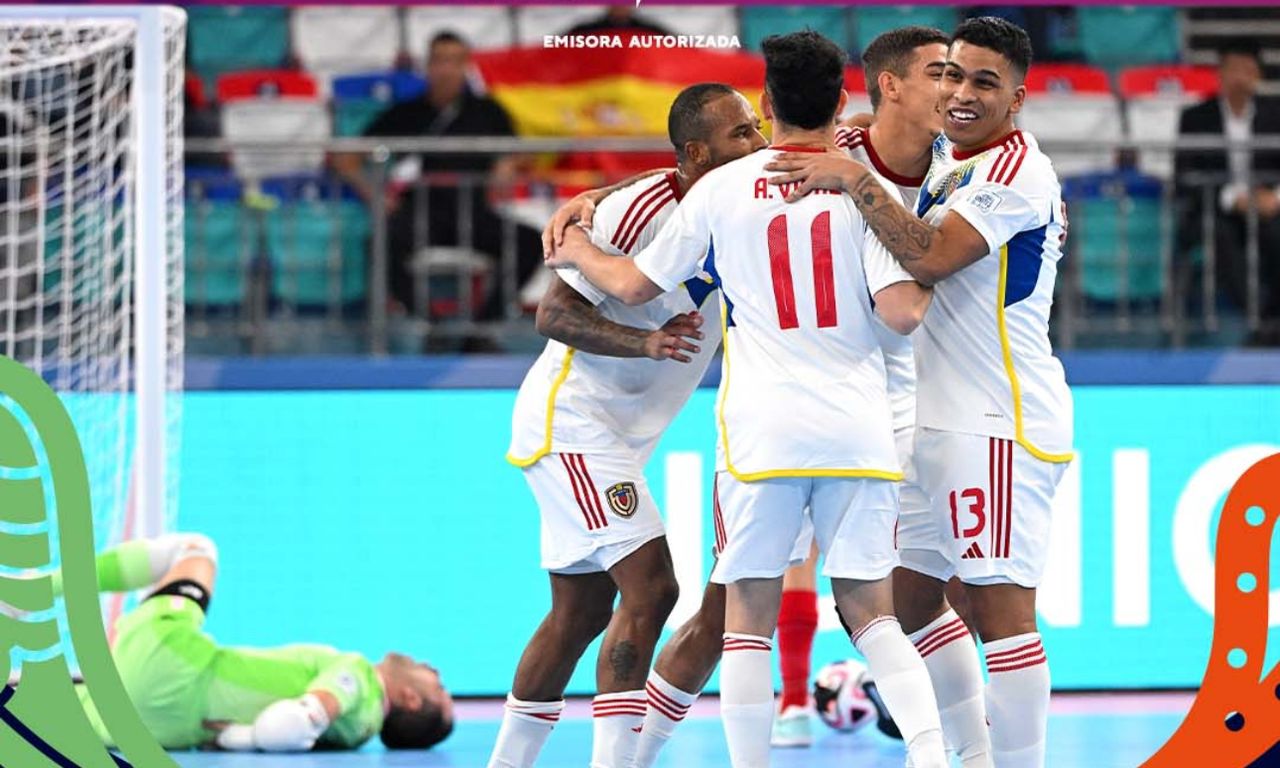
64,532,454,752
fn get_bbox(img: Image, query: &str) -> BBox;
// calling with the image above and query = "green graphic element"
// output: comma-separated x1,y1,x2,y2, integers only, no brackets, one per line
0,356,175,768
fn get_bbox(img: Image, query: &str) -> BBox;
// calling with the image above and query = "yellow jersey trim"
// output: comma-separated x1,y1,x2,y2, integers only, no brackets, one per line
506,348,576,468
996,245,1074,464
716,303,905,483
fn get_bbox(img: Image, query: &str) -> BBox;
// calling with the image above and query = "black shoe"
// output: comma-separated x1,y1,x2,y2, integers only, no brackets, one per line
861,681,903,740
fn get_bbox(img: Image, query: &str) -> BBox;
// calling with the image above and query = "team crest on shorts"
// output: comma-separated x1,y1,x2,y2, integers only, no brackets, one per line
606,482,639,518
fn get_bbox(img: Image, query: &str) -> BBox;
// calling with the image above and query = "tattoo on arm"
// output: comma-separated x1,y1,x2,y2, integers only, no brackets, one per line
537,278,651,357
847,173,936,264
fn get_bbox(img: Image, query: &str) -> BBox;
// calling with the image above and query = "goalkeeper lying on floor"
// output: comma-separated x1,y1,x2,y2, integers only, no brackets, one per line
68,533,453,752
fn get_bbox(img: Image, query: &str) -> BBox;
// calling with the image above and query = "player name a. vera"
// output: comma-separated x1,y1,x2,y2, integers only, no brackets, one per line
543,34,741,50
753,178,841,200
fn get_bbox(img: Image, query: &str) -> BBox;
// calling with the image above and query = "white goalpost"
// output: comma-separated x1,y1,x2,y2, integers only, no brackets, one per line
0,6,185,551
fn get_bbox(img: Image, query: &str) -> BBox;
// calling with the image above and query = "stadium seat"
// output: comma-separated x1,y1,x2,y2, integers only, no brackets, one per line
741,7,852,52
1062,171,1166,303
1078,7,1180,69
265,193,370,308
216,69,319,103
187,7,290,91
331,71,427,137
639,6,740,38
515,6,607,46
854,7,957,54
221,91,331,180
185,197,252,308
1017,64,1122,178
1120,66,1219,180
291,7,402,87
404,7,514,64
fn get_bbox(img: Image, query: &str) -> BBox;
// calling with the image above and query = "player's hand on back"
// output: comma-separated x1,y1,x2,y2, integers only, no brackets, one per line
646,312,704,363
542,193,598,257
544,224,592,268
765,151,868,203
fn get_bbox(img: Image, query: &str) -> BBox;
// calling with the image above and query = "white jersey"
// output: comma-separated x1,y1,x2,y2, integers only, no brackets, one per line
837,126,925,433
913,130,1074,461
507,173,722,465
634,146,914,481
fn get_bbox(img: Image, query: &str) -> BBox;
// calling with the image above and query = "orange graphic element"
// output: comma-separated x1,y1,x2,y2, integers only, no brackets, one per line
1142,453,1280,767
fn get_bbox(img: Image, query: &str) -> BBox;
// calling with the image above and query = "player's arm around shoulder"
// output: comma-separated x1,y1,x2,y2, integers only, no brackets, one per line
764,150,989,286
546,225,665,305
534,272,703,362
864,224,933,334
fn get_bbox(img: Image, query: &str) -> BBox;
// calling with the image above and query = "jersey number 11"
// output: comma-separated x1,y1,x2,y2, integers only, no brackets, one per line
767,212,837,330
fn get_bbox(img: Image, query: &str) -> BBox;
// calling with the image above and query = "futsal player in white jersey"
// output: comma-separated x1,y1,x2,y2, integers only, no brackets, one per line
766,18,1073,768
489,84,768,768
549,31,948,768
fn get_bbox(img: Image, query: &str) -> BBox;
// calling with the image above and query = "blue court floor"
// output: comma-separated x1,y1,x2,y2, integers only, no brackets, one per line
170,692,1190,768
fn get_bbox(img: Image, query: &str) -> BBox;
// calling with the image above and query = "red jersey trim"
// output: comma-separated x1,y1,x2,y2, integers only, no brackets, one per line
666,170,685,203
951,129,1022,161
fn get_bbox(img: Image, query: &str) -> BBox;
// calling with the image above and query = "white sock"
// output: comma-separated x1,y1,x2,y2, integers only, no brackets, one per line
590,690,646,768
909,610,993,768
720,633,775,768
486,695,565,768
984,633,1050,768
633,672,698,768
852,617,947,768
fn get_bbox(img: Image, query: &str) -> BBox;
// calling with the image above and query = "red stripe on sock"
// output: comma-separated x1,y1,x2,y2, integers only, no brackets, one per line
916,623,970,658
986,640,1042,661
988,653,1047,674
646,694,687,722
911,617,966,651
851,616,896,645
646,682,692,715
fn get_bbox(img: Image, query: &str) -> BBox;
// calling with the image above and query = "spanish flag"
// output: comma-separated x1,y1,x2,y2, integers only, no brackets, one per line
474,41,868,138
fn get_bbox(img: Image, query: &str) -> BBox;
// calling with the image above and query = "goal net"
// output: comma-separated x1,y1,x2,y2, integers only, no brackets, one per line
0,9,185,554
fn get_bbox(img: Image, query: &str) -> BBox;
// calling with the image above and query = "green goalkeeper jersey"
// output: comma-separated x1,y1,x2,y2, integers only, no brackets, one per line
77,595,385,750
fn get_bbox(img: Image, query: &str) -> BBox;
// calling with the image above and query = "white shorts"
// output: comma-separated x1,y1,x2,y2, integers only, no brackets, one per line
893,425,944,565
524,452,666,574
710,473,899,585
909,427,1070,588
712,475,815,564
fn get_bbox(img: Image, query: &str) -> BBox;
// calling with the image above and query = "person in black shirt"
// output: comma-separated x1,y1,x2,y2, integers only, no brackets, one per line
334,31,540,325
1175,40,1280,344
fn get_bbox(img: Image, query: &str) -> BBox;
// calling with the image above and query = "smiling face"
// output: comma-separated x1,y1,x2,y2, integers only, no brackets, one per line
939,40,1026,149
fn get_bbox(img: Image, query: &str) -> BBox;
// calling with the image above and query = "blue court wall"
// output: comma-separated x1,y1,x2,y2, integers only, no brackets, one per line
175,369,1280,695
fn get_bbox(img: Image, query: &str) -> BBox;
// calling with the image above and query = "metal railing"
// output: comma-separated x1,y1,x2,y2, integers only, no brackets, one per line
181,135,1280,354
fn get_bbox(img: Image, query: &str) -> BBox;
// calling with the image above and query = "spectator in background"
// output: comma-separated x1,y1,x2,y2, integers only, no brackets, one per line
562,7,674,37
333,31,542,332
1175,39,1280,344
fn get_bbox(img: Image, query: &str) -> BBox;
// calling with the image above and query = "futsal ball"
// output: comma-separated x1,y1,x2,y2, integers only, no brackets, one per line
813,659,877,733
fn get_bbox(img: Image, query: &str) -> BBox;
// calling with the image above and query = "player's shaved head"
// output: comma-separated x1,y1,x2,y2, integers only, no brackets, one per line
761,31,847,130
668,83,738,162
862,26,949,110
949,16,1033,82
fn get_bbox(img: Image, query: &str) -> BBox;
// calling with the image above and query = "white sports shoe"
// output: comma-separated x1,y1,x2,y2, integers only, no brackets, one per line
770,705,814,747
